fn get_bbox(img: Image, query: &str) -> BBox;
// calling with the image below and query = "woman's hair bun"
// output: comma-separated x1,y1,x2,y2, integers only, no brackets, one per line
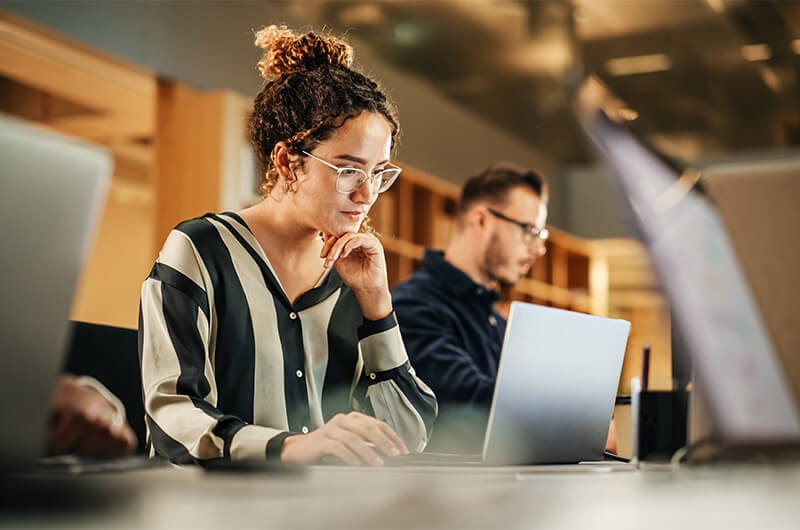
254,25,353,79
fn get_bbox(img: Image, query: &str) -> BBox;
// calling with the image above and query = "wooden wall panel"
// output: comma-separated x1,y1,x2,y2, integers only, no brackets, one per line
154,82,224,249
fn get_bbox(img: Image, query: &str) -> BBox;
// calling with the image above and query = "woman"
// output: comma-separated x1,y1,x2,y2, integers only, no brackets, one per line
139,26,436,466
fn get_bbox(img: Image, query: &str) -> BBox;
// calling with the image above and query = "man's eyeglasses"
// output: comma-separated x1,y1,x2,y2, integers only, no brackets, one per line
487,208,549,244
302,150,401,195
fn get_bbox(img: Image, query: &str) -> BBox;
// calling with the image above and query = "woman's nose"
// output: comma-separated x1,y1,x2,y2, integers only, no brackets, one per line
351,176,377,204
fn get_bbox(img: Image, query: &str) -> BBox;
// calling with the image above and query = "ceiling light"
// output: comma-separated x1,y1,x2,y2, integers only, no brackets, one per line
741,44,771,61
507,37,575,77
705,0,725,13
605,54,672,76
393,22,428,47
336,3,386,26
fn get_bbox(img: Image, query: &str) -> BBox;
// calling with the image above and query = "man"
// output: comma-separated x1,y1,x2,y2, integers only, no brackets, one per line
393,162,549,452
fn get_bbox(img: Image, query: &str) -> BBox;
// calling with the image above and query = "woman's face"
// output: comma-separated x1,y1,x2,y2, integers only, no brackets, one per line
291,112,393,237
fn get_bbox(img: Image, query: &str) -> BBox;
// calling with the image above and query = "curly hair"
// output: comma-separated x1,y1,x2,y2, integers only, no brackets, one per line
248,25,400,230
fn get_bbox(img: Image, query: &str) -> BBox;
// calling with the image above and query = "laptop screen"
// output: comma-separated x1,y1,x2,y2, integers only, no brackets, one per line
0,114,111,471
575,77,800,443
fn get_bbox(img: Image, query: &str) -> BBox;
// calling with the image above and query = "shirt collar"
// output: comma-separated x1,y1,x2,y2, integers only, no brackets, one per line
422,249,500,302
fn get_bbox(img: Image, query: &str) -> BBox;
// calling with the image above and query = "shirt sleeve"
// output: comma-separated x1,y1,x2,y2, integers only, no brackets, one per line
355,312,438,453
394,299,495,407
139,229,290,464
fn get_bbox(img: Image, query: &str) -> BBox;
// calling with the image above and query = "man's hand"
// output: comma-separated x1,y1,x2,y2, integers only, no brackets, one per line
281,411,408,466
47,375,136,458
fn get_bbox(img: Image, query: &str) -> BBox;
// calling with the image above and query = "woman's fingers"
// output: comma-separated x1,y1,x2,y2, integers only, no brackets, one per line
375,420,409,455
281,412,405,466
323,233,357,267
325,233,380,266
341,235,379,260
325,429,383,465
319,439,359,466
335,412,408,458
319,233,338,259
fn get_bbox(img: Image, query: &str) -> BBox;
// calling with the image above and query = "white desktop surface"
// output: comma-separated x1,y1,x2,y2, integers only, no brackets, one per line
2,462,799,529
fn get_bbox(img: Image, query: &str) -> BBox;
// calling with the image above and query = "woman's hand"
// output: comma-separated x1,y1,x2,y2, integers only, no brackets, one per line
280,412,408,466
320,232,392,320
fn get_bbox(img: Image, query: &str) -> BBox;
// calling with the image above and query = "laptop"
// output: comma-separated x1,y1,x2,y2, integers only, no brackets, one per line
482,302,629,465
0,114,111,473
387,301,630,467
574,77,800,447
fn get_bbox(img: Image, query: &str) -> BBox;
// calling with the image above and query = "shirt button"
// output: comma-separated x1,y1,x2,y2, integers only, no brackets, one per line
289,312,298,320
488,315,498,326
301,426,309,434
296,369,303,378
369,373,376,380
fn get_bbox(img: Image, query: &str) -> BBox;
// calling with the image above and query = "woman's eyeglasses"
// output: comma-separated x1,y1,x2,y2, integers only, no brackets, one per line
302,150,401,195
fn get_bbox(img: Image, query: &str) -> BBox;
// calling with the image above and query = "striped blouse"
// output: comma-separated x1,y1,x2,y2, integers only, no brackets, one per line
138,212,437,464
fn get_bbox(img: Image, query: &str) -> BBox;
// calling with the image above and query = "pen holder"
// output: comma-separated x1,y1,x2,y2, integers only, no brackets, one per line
631,378,689,462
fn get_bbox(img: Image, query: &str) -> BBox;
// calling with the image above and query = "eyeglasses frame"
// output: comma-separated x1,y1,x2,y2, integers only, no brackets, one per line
486,207,549,244
301,150,401,195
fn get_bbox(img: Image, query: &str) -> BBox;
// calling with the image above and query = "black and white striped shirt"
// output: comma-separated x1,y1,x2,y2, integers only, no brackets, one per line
139,212,437,464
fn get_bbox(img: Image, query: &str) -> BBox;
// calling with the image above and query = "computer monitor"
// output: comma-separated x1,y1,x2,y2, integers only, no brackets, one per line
574,77,800,444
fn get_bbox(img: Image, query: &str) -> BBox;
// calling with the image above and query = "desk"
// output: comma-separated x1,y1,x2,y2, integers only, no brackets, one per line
2,463,799,529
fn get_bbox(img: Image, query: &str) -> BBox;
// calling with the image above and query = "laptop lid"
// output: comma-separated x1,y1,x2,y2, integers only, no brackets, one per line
0,114,111,472
482,302,630,465
574,77,800,443
701,161,800,406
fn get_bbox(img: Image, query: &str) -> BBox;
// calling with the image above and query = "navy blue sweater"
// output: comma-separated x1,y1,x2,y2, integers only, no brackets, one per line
393,249,506,452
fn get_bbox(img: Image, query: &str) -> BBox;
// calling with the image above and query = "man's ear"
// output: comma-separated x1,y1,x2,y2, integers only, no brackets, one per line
467,205,489,231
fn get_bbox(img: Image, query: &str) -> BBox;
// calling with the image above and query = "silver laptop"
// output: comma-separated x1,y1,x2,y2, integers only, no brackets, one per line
0,114,111,473
389,301,629,467
482,302,629,465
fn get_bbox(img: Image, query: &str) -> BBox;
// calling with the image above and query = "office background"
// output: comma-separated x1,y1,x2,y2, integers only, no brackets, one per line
1,0,799,455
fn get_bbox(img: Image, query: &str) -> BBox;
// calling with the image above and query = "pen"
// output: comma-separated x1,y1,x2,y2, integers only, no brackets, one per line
641,344,651,392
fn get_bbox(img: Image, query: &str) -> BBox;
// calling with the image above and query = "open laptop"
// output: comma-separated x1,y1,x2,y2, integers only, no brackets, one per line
0,114,111,473
574,77,800,448
388,301,630,467
483,302,629,465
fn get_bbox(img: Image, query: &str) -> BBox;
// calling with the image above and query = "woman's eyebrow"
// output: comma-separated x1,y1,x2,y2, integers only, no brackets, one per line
334,154,390,166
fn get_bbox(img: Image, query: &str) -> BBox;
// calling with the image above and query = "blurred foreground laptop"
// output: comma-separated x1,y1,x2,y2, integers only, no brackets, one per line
0,114,110,473
574,77,800,453
390,301,630,467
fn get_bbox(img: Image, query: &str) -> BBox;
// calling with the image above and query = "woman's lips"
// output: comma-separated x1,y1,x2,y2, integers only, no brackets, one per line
341,211,365,222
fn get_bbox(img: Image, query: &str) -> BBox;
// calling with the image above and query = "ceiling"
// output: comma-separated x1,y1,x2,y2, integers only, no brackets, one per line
292,0,800,167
